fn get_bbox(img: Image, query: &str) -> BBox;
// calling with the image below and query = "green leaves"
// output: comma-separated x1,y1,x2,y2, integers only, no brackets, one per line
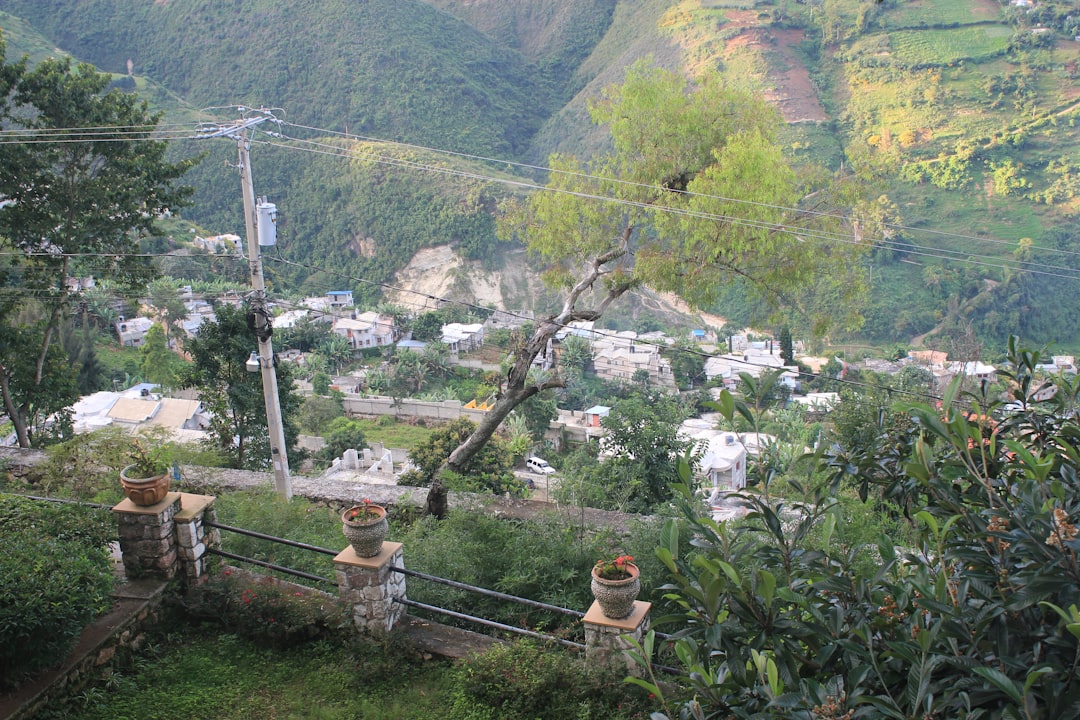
651,340,1080,719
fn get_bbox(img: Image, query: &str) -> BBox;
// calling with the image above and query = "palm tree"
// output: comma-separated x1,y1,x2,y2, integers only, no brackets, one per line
319,334,354,375
147,279,186,348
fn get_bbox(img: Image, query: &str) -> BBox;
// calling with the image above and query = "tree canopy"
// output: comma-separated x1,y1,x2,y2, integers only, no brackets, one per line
0,40,195,446
427,60,872,512
182,304,302,471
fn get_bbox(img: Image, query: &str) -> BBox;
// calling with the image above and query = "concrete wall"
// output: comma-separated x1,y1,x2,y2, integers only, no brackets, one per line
340,394,489,424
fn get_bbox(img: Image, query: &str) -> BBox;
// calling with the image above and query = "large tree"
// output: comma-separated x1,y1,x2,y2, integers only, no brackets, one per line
592,390,695,513
183,304,302,470
0,43,195,446
146,279,187,349
424,61,871,516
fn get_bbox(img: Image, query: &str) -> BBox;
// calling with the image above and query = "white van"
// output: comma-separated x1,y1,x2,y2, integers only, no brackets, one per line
526,456,556,475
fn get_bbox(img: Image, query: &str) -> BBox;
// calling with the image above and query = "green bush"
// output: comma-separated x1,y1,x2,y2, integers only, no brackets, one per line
212,488,344,581
0,496,116,688
401,509,666,635
448,640,653,720
637,345,1080,718
181,568,349,648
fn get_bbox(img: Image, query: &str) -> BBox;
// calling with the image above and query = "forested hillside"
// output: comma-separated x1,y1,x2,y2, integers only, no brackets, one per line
3,0,1080,349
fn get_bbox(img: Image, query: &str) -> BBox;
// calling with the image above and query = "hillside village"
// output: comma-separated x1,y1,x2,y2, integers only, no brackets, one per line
30,274,1079,524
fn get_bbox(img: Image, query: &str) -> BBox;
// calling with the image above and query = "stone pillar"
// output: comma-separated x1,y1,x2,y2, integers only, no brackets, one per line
334,542,406,635
583,600,651,676
173,493,219,586
113,492,182,580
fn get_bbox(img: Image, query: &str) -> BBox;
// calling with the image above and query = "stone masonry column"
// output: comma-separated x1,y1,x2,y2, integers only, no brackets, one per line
334,542,406,636
583,600,651,677
173,493,219,586
113,492,182,580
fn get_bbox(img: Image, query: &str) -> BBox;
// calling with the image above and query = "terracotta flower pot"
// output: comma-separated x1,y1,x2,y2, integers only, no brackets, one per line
120,464,171,506
591,563,641,619
341,504,389,557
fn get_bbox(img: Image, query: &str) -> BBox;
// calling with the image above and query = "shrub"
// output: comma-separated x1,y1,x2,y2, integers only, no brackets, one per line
212,488,342,580
637,345,1080,718
401,509,668,636
0,496,115,688
181,567,348,648
448,640,652,720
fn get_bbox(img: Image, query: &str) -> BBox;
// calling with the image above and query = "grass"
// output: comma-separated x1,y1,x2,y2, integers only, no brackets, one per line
890,25,1012,67
351,418,435,450
886,0,1000,29
43,628,455,720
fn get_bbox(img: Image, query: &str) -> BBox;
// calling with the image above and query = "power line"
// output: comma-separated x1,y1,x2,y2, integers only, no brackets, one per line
3,116,1078,271
250,129,1080,280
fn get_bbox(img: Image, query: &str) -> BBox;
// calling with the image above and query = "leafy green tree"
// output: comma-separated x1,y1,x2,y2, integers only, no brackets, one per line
735,369,790,424
591,390,694,512
79,286,121,331
777,325,794,365
183,304,302,470
421,341,452,379
0,45,194,446
146,279,186,348
427,61,868,513
315,416,367,465
411,311,444,342
403,417,517,498
298,394,343,435
557,334,592,379
59,320,105,396
636,344,1080,719
139,323,188,388
317,333,353,374
513,390,558,443
311,371,331,396
277,315,333,353
0,321,78,444
663,338,706,390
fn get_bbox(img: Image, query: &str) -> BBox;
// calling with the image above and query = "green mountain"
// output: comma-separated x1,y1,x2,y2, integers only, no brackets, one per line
3,0,1080,350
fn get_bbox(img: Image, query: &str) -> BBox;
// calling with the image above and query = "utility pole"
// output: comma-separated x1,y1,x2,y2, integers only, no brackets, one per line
198,112,292,497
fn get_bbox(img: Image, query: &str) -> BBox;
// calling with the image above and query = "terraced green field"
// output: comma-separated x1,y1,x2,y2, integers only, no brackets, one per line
890,25,1013,66
887,0,1001,29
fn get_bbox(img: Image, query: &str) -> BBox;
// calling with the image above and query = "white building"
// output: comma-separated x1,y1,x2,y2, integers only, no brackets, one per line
115,316,155,347
334,311,397,350
441,323,485,353
680,417,748,495
325,290,355,310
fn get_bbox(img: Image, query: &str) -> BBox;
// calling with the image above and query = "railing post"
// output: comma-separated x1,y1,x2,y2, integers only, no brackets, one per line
173,494,219,586
334,542,407,635
112,493,182,580
113,492,220,584
583,600,651,677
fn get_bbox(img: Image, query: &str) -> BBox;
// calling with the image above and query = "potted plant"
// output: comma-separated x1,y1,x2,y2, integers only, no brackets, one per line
119,438,173,506
341,498,389,557
591,554,640,619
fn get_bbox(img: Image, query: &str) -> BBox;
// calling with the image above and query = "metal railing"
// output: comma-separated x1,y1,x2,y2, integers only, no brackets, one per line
204,519,588,647
7,497,677,672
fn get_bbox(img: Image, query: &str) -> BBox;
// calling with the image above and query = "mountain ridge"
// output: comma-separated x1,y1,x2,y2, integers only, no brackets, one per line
4,0,1080,349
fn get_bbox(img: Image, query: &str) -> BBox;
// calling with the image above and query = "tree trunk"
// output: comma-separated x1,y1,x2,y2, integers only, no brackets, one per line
447,386,537,471
423,232,636,517
0,367,30,448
